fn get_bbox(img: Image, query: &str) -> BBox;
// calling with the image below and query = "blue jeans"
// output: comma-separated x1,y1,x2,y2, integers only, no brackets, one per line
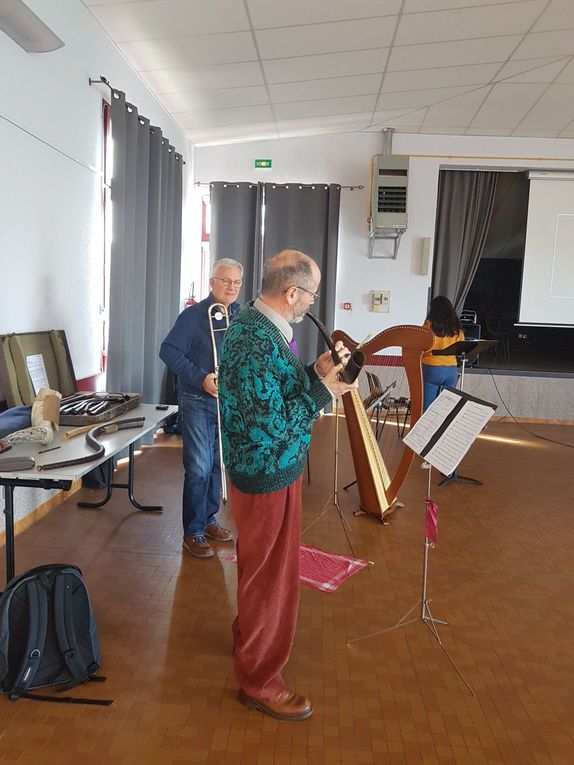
422,364,459,411
179,391,221,538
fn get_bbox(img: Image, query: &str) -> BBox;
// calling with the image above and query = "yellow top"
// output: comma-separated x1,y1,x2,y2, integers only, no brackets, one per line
421,321,465,366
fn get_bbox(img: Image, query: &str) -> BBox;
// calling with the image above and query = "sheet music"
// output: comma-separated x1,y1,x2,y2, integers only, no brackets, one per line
401,389,459,454
403,389,496,476
26,354,49,395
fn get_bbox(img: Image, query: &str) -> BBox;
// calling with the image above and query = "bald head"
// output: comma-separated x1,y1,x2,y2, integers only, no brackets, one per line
259,249,321,324
261,250,320,298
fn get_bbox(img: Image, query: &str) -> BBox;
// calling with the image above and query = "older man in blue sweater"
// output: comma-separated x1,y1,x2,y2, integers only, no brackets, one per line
159,258,243,558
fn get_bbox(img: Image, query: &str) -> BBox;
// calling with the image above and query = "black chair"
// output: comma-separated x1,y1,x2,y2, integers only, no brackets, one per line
483,311,512,361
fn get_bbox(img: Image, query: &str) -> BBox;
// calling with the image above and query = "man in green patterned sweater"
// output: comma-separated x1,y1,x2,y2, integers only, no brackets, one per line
218,249,356,722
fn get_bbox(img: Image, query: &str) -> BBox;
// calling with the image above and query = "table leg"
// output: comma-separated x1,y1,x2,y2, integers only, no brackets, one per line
78,445,162,512
3,485,16,583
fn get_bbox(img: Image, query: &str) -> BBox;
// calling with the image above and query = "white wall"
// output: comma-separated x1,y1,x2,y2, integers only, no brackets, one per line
0,0,194,384
0,0,193,523
195,131,574,343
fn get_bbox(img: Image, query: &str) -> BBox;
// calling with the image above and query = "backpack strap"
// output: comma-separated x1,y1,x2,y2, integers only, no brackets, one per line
53,572,91,686
18,690,112,706
9,580,49,700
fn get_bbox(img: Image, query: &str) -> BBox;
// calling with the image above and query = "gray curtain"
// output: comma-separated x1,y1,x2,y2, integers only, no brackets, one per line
262,183,341,363
432,170,498,313
108,90,183,403
209,182,263,303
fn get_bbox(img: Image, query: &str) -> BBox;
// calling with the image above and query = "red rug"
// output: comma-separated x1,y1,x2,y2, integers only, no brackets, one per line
299,544,369,592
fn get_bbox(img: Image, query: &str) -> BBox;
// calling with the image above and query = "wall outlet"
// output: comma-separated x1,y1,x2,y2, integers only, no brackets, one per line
371,291,390,313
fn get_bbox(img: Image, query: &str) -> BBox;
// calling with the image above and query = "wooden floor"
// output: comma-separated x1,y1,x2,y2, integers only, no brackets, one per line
0,416,573,765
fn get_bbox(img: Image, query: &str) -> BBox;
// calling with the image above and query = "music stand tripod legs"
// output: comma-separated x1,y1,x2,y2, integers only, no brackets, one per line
301,397,356,558
347,464,475,696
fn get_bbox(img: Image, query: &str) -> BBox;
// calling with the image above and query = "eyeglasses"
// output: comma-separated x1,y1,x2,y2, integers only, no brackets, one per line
295,286,320,301
213,277,243,288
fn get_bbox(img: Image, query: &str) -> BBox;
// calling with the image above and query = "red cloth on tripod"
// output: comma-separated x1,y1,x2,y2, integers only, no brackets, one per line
425,499,439,543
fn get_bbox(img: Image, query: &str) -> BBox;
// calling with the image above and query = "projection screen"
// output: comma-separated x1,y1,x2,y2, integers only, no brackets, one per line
518,172,574,326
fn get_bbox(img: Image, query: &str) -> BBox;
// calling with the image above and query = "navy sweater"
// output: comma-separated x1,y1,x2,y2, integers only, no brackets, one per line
159,295,240,408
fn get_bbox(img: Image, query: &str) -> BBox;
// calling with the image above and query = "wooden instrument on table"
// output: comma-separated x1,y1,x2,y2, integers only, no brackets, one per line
332,325,433,520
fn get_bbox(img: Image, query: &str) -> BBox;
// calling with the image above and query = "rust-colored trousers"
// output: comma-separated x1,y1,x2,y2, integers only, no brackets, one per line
230,476,302,698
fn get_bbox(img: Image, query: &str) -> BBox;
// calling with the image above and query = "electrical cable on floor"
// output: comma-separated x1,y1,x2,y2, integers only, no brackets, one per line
486,367,574,449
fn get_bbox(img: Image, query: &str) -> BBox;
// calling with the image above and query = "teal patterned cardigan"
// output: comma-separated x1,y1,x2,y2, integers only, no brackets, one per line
218,304,332,494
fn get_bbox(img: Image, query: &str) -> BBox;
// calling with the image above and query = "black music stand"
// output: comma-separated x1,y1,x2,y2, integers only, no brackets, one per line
432,339,496,487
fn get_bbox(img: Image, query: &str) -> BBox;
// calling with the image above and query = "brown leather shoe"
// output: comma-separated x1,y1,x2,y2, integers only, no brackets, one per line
182,536,214,558
238,689,312,721
205,524,233,542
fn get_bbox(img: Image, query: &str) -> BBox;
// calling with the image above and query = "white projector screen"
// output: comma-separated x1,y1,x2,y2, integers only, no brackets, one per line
519,173,574,326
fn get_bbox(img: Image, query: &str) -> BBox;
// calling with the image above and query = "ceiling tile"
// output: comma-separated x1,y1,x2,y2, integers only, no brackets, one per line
276,112,374,135
255,17,396,60
140,62,264,93
519,84,574,129
513,29,574,59
120,32,256,71
421,127,468,134
382,63,500,93
274,95,377,121
423,88,491,128
263,49,389,84
269,74,381,104
404,0,528,10
464,127,514,136
89,0,249,41
513,128,560,136
176,104,275,129
532,0,574,32
496,57,566,81
471,83,547,128
158,86,269,113
501,58,570,83
141,61,263,94
377,85,478,111
373,108,427,127
395,1,545,46
247,0,401,28
388,36,521,71
555,58,574,83
85,0,156,4
190,122,280,146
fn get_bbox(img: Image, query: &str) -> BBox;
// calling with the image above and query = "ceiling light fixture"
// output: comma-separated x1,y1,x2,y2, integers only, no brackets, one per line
0,0,64,52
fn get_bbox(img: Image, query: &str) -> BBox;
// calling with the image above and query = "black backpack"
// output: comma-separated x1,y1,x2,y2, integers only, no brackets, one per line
0,564,112,705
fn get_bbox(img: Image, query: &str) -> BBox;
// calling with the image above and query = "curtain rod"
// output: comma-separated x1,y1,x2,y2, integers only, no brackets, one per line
89,75,186,164
89,75,114,92
195,182,364,189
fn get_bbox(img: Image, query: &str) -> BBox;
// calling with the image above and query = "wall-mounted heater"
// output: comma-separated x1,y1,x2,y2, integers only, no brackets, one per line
369,129,408,259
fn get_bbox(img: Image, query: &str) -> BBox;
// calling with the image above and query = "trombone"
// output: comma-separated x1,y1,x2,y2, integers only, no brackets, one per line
208,302,230,504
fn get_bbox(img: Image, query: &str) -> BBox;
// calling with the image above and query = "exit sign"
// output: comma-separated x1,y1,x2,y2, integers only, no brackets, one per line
254,159,272,168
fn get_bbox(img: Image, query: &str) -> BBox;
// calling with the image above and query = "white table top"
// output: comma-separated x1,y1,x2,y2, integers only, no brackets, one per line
0,404,177,483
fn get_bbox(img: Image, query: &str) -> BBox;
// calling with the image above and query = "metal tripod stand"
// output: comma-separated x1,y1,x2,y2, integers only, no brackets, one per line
347,463,475,696
301,399,356,558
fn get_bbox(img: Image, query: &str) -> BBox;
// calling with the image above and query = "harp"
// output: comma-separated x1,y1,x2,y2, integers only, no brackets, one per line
332,325,433,520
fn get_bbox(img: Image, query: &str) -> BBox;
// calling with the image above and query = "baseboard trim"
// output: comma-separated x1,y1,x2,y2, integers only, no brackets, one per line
0,480,81,545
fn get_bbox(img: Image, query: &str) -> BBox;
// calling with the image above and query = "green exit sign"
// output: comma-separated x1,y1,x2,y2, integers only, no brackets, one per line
254,159,272,168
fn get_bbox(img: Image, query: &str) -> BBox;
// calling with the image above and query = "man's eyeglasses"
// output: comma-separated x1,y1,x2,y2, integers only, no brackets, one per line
295,286,320,301
213,277,243,288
